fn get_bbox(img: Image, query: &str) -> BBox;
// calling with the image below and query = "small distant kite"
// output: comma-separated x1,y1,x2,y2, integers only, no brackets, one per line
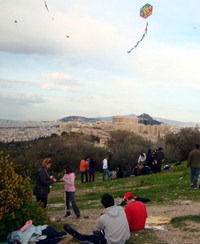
43,1,70,38
14,20,18,29
44,1,49,12
44,0,54,21
127,3,153,53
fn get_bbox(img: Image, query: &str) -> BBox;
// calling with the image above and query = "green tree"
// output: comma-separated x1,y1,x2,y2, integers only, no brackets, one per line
110,134,153,170
164,127,200,161
0,152,49,241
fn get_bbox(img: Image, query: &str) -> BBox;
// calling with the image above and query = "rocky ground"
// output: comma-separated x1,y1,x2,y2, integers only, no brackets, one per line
49,200,200,244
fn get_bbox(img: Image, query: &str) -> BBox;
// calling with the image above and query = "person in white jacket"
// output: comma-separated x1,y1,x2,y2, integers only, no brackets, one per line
138,153,146,165
64,194,130,244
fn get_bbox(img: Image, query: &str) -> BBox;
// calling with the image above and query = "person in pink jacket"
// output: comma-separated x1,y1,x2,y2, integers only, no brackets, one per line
60,164,80,218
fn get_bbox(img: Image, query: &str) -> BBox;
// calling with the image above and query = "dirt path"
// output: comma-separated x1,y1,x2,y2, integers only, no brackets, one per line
50,200,200,244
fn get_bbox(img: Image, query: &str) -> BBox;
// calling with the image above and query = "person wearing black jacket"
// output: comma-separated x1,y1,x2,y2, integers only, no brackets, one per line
33,158,56,208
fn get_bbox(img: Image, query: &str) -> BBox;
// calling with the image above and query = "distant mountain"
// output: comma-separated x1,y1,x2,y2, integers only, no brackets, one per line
59,116,98,123
0,119,19,121
94,116,112,121
123,113,138,118
94,113,162,125
1,113,199,126
153,117,199,126
138,113,162,125
94,114,137,122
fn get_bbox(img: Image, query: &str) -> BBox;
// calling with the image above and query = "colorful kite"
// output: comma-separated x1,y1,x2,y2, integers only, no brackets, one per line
140,3,153,19
127,3,153,53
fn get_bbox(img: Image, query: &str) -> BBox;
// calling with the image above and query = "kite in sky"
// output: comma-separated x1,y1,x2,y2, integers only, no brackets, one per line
127,3,153,53
14,20,18,29
44,0,54,21
44,1,49,12
43,0,69,37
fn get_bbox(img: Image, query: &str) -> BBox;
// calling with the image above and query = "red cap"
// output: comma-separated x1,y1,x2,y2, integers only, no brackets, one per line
124,192,134,199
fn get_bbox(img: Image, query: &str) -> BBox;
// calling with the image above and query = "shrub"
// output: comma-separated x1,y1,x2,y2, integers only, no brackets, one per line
0,152,49,241
164,127,200,161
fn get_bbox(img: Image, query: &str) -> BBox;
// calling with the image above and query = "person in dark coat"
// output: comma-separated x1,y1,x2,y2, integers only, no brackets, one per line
116,167,124,178
33,158,56,208
146,149,153,169
154,147,165,173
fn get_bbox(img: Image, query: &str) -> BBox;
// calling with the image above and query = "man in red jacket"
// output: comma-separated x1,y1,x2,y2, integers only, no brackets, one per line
79,157,89,183
124,192,147,231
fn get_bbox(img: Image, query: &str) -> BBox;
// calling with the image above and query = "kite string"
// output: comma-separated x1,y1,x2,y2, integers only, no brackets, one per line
127,22,149,53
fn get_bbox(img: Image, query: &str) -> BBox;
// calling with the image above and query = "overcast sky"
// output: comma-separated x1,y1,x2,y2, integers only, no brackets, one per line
1,0,200,122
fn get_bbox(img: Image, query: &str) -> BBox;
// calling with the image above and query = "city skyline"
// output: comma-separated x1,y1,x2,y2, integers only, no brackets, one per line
1,1,200,123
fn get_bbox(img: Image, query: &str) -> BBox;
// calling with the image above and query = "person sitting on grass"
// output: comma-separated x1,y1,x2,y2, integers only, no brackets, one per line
64,193,130,244
124,192,148,231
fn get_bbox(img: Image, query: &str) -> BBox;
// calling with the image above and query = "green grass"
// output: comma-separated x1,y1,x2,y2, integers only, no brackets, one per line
171,215,200,228
40,161,200,243
49,161,200,208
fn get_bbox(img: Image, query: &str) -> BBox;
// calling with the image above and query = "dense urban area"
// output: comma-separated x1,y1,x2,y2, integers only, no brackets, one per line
0,114,197,143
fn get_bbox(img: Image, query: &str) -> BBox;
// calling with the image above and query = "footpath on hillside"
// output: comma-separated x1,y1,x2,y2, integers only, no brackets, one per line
49,200,200,244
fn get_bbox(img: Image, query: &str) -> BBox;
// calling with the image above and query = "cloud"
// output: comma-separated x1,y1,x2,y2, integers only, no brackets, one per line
0,92,44,105
41,72,84,91
0,78,36,88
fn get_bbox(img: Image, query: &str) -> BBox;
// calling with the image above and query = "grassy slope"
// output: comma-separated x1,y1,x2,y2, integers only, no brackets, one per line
47,162,200,243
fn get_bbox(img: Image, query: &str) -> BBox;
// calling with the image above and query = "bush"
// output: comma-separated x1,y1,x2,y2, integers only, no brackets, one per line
110,134,153,167
164,127,200,161
0,152,49,241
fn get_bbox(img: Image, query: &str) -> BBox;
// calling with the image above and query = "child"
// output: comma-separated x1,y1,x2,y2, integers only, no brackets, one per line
60,164,80,218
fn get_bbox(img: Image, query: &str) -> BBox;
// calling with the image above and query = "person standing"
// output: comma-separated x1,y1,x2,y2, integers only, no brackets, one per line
154,147,165,173
60,164,80,218
187,144,200,189
123,192,148,231
138,153,146,165
64,194,130,244
33,158,56,208
79,157,89,183
102,156,110,181
146,149,153,169
124,162,132,177
89,156,96,182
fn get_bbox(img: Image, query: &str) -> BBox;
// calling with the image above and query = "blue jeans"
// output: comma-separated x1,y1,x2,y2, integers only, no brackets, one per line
102,169,110,181
80,171,88,183
65,191,80,217
191,168,200,188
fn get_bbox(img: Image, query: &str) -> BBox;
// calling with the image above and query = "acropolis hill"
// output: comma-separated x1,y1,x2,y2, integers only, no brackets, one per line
59,115,171,146
0,114,189,144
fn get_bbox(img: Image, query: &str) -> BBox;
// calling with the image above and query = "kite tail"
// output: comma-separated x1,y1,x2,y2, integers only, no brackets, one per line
44,0,54,21
127,22,149,53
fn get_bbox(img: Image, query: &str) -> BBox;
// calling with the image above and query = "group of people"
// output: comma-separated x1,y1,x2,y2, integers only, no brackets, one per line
33,158,81,219
33,158,148,244
64,192,147,244
133,147,165,176
32,149,165,212
79,156,96,183
109,148,165,180
32,143,200,244
79,155,112,182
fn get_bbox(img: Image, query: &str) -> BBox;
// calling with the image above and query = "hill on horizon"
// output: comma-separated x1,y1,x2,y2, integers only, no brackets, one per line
1,114,199,126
